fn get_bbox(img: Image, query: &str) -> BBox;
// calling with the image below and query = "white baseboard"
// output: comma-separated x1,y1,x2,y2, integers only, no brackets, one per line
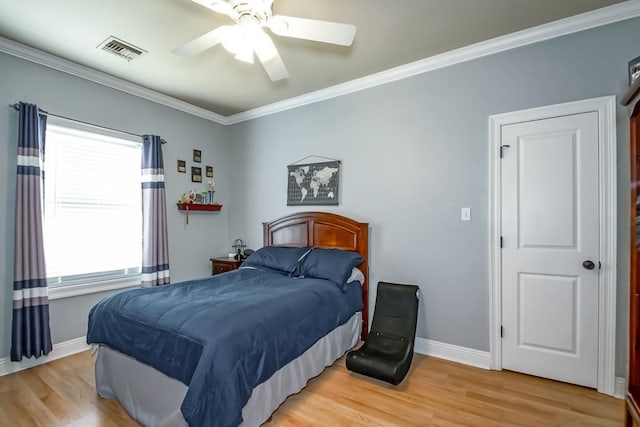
0,336,89,377
0,334,625,400
615,376,626,399
0,336,490,377
414,338,626,399
414,337,491,369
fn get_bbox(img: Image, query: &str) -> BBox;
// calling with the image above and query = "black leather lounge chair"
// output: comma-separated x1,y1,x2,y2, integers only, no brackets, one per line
346,281,419,385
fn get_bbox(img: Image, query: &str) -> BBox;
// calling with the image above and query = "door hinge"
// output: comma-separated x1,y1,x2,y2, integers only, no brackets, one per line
598,261,602,270
500,144,511,158
500,326,504,338
500,236,503,248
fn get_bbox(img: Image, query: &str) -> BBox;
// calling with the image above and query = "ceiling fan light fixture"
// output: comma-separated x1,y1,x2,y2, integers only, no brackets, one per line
219,21,264,63
179,0,356,81
219,26,244,54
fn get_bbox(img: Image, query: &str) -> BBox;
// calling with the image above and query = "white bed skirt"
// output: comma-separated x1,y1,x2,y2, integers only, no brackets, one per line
95,312,362,426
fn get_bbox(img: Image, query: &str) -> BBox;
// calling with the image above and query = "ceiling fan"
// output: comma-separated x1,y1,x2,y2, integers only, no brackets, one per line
173,0,356,81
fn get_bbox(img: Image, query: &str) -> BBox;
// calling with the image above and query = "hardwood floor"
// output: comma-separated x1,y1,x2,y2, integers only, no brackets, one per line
0,351,623,426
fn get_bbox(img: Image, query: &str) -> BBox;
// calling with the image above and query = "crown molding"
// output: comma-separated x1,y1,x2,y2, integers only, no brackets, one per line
225,0,640,124
0,36,229,125
1,1,639,126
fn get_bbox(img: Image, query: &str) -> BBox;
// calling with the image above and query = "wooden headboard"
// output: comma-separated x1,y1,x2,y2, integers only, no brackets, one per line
263,211,369,340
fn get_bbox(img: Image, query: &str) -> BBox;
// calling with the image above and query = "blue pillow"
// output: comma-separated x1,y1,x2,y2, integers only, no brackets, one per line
242,246,311,275
298,248,364,291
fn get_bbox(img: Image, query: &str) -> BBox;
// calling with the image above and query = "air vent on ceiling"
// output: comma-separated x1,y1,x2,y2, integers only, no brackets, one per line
98,36,147,61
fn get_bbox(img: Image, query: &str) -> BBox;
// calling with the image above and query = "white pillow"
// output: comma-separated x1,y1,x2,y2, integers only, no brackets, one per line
346,267,365,285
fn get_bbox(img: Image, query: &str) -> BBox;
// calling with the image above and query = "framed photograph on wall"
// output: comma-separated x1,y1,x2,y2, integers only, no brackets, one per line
206,166,214,178
193,149,202,163
191,166,202,183
630,55,640,86
177,159,186,173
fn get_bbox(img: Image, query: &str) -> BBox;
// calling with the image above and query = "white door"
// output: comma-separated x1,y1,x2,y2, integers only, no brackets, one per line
501,112,599,388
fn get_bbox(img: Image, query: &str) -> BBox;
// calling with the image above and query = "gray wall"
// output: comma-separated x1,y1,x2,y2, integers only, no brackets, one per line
228,17,640,376
0,53,232,359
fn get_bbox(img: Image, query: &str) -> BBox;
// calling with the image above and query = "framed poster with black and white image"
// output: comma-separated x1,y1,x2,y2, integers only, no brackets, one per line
287,160,340,206
191,166,202,183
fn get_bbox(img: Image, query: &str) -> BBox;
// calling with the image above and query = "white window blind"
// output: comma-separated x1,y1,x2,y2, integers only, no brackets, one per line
44,122,142,288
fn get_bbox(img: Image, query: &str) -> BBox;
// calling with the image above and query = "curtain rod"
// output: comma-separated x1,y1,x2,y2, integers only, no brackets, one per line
9,103,167,144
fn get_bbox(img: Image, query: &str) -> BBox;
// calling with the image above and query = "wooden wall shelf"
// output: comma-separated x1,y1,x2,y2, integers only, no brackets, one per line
176,203,222,211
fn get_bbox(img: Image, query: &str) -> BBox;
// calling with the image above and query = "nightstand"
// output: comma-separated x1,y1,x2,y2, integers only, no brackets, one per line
210,257,243,275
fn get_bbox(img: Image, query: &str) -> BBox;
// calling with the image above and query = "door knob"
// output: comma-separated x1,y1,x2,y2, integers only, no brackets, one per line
582,260,595,270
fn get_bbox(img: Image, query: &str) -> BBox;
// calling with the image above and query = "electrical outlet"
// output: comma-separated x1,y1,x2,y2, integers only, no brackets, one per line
461,207,471,221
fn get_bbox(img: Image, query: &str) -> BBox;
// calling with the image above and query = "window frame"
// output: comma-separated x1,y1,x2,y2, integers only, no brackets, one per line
43,117,142,300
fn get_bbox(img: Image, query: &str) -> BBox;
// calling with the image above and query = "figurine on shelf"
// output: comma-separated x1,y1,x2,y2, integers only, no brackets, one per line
207,180,216,204
179,192,188,204
187,190,196,203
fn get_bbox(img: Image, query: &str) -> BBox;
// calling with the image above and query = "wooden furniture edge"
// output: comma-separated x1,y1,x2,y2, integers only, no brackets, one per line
627,393,640,426
626,93,640,426
623,79,640,106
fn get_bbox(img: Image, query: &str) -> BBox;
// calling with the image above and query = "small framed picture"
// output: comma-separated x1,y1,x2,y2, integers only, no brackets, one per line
206,166,214,178
630,55,640,86
177,159,186,173
195,193,203,203
191,166,202,183
193,149,202,163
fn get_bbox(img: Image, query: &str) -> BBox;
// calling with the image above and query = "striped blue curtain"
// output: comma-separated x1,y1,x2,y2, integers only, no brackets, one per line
141,135,170,287
11,102,52,361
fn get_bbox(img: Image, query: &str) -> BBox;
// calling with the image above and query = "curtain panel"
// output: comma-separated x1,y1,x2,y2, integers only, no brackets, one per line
11,102,52,361
141,135,170,287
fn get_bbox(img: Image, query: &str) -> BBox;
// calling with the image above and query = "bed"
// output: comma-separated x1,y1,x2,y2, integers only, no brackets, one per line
87,211,369,427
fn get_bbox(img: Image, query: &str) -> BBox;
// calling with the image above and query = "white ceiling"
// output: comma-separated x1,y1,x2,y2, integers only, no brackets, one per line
0,0,630,116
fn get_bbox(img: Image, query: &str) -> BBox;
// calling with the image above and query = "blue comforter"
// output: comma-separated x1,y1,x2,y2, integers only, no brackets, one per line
87,267,362,427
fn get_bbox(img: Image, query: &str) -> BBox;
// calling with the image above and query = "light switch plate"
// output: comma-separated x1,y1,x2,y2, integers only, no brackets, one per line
461,207,471,221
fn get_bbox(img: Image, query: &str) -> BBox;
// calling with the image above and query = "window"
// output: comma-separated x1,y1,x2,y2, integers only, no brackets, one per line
43,119,142,298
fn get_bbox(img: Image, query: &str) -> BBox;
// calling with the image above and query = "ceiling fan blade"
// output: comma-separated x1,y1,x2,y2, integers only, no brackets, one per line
173,26,228,57
192,0,234,17
259,52,288,81
254,31,288,81
269,15,356,46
